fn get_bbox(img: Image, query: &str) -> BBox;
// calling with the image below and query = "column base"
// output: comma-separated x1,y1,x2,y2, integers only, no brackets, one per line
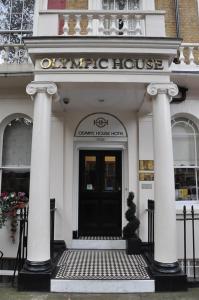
149,260,187,292
152,260,181,274
18,260,52,291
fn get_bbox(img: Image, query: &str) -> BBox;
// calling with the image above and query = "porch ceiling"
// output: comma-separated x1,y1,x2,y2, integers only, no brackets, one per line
53,82,146,112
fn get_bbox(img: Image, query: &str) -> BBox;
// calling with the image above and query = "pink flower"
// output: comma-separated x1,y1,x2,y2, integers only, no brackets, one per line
18,192,25,198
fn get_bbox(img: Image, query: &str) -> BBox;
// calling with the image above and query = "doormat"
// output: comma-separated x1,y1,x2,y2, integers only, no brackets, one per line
78,236,123,240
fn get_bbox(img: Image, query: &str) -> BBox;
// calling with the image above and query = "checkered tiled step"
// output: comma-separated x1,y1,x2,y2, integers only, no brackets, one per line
55,250,150,280
78,236,122,240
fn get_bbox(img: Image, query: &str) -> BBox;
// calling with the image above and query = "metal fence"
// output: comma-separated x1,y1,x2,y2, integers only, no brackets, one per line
5,199,56,284
147,200,199,281
177,205,199,279
147,199,154,257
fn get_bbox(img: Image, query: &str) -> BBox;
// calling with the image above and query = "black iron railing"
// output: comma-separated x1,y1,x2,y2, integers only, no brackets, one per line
177,205,199,279
50,198,56,259
147,200,199,280
147,199,154,257
0,250,3,270
12,198,56,283
12,207,28,284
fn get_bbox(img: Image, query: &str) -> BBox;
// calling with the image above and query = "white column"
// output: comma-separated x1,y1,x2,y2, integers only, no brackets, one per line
26,81,57,270
147,83,180,273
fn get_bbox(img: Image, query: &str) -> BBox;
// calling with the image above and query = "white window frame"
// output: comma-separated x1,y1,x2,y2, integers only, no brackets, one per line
0,114,32,194
172,117,199,206
89,0,156,10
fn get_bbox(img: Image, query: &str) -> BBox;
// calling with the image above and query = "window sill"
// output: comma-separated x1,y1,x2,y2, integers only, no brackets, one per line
176,201,199,214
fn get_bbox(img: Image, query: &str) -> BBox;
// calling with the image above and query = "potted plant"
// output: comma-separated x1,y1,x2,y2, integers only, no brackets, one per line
123,191,141,254
0,192,28,243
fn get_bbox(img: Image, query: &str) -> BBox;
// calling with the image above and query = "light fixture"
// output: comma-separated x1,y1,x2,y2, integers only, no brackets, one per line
62,98,70,104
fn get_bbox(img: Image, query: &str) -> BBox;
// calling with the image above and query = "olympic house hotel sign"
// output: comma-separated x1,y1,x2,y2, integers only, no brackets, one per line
40,57,164,71
74,113,127,138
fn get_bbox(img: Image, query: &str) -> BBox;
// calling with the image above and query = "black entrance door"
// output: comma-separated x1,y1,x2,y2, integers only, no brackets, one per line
79,150,122,236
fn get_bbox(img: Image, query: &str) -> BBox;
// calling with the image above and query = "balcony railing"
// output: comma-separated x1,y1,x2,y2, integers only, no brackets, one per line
61,10,144,36
0,44,30,65
39,9,165,37
172,43,199,70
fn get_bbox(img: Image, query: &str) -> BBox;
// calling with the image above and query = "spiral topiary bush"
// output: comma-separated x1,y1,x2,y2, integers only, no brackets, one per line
123,191,140,239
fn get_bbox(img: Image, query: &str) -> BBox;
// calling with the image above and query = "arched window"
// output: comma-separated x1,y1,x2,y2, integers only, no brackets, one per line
1,117,32,195
172,118,199,201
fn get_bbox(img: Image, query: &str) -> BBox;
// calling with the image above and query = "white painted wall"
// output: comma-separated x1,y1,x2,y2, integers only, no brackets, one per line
138,115,154,241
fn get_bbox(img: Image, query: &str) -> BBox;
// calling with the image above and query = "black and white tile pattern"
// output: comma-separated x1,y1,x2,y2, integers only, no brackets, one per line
55,250,150,280
79,236,122,240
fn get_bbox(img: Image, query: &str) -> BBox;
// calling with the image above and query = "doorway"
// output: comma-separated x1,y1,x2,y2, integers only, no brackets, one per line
79,150,122,236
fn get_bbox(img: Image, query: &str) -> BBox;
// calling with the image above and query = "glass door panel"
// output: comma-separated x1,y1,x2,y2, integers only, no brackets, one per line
84,156,97,191
104,156,116,191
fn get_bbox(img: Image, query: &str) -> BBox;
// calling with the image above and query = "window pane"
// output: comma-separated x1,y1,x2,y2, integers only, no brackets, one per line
22,12,33,30
173,136,196,166
175,168,196,201
84,156,97,191
0,0,11,30
1,170,30,195
102,0,140,10
12,0,23,13
2,118,32,166
11,13,22,30
104,156,116,191
24,0,34,12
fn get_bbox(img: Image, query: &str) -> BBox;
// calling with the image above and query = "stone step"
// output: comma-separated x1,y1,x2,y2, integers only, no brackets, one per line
51,278,155,293
71,239,126,249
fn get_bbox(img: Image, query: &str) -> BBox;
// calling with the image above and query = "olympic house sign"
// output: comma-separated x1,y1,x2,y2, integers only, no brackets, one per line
40,57,164,71
74,113,127,138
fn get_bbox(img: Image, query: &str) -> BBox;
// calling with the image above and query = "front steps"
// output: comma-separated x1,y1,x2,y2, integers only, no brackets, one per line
51,279,154,293
51,249,155,293
71,239,126,250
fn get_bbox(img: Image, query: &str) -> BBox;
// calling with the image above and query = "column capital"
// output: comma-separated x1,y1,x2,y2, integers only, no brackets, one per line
147,83,178,99
26,81,58,99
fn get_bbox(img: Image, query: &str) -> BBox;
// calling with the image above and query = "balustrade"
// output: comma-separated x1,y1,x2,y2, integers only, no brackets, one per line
173,43,199,67
60,10,145,36
0,44,30,65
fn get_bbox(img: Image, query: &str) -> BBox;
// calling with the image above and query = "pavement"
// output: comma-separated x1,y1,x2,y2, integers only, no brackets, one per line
0,284,199,300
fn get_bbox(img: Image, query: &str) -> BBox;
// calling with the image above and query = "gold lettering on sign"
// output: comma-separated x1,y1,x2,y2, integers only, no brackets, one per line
40,58,52,69
40,57,164,71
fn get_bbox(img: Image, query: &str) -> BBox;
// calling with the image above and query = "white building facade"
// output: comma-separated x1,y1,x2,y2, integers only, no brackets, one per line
0,0,199,293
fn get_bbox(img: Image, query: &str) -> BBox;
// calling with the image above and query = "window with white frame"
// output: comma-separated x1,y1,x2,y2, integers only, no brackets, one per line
101,0,141,35
102,0,140,10
1,117,32,196
0,0,34,44
172,117,199,201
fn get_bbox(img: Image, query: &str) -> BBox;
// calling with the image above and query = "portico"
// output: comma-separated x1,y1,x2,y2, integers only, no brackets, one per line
17,36,185,291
